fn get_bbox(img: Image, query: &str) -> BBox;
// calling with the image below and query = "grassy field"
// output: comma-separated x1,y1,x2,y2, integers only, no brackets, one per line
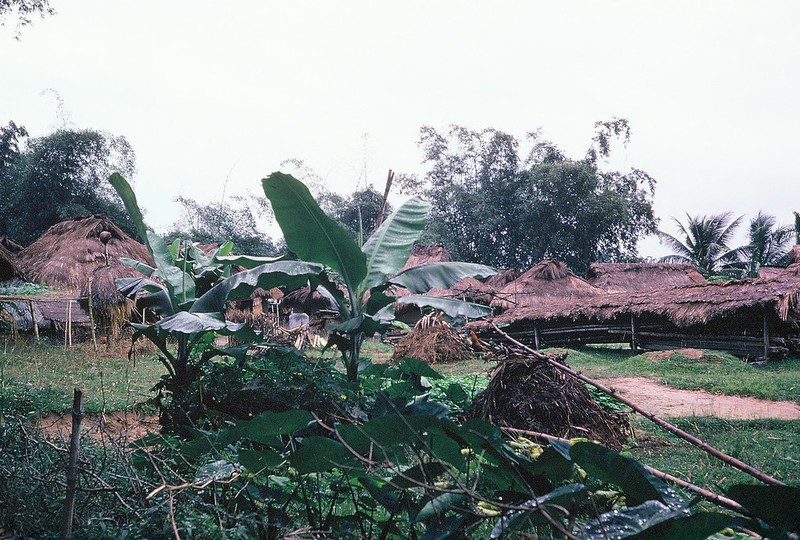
565,345,800,403
0,336,164,414
2,336,798,490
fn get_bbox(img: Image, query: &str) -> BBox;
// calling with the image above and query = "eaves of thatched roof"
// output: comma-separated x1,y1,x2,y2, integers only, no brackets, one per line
492,266,800,328
587,262,705,292
0,244,26,282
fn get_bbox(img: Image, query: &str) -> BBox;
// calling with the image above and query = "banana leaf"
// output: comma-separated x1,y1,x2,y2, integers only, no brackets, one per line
262,172,367,293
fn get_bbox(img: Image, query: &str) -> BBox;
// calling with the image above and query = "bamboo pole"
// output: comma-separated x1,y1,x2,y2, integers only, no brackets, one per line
490,323,786,487
87,277,98,353
763,311,769,361
630,314,638,353
28,300,39,341
61,388,83,539
500,426,750,517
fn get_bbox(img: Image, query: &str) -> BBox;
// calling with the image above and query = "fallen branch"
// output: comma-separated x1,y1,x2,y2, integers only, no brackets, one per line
490,323,785,487
501,426,750,517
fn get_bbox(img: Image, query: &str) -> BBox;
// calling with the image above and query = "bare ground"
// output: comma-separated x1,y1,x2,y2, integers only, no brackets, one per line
598,377,800,419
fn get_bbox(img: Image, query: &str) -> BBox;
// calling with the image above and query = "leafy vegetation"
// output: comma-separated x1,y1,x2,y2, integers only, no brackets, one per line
398,120,658,273
0,281,50,295
657,212,745,276
0,128,137,244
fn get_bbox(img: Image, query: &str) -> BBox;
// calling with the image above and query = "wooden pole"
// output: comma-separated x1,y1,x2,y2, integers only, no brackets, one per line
763,311,769,361
61,388,83,539
500,427,750,517
533,324,541,350
28,300,39,341
490,323,786,487
87,277,98,353
630,314,638,353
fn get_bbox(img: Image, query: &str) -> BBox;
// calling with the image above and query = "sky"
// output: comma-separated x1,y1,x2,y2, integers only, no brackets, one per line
2,1,799,259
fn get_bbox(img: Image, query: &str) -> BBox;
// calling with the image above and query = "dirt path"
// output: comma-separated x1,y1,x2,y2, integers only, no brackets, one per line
598,377,800,420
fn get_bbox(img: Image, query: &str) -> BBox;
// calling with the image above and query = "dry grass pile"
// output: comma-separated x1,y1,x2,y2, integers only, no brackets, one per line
469,352,630,450
392,316,474,364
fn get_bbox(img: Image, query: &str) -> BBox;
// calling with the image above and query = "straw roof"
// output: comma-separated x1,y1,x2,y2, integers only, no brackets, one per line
491,259,602,311
491,269,800,328
587,262,705,292
0,244,26,282
398,244,453,273
16,215,153,296
426,276,498,305
0,236,24,253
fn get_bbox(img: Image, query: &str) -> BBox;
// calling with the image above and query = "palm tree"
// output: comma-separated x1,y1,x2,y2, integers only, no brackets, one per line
657,212,745,276
739,211,794,276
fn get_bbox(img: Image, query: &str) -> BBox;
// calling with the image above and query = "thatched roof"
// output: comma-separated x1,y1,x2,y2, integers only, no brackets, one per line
15,215,153,297
491,259,602,311
426,276,498,305
0,236,24,253
490,269,800,328
0,244,26,282
587,262,705,292
398,244,453,273
485,268,522,289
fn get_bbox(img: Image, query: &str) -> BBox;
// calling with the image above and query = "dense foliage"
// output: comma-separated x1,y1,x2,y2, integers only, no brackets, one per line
0,128,137,244
399,121,658,274
167,194,279,257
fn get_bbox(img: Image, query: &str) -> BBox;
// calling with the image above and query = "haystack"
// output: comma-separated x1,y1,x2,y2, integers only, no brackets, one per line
15,215,154,335
587,262,705,292
469,351,630,450
392,316,474,364
491,259,601,312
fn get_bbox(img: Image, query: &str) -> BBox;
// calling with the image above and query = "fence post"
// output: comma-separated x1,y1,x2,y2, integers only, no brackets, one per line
61,388,83,539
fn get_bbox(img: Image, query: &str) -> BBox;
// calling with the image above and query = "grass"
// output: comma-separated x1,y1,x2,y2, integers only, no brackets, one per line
628,416,800,487
564,345,800,403
0,336,164,414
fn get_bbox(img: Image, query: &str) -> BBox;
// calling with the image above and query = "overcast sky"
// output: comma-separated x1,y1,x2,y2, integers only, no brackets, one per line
2,1,799,258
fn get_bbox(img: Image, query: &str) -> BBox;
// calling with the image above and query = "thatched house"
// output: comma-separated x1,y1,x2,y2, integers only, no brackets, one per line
491,259,602,312
587,262,705,292
14,215,154,338
478,266,800,359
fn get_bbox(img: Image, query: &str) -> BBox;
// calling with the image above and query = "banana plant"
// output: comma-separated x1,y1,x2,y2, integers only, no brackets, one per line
109,173,329,398
260,172,496,382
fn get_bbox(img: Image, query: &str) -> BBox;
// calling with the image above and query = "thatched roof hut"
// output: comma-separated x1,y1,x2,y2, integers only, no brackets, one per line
491,270,800,328
13,216,154,336
16,215,153,292
587,262,705,292
491,259,602,312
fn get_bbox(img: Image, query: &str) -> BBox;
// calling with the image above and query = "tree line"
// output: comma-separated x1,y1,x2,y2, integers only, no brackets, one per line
2,118,798,277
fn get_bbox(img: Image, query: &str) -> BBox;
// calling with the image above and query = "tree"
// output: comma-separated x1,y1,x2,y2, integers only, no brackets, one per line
405,122,657,274
0,0,54,36
167,194,278,256
657,213,744,276
0,128,136,244
332,186,389,244
738,211,794,276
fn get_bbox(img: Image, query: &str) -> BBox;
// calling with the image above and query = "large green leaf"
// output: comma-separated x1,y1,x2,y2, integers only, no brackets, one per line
109,173,196,306
262,172,367,294
215,254,286,269
190,260,325,314
116,277,174,316
359,196,430,298
390,262,497,293
491,484,587,537
396,296,493,319
727,484,800,531
571,442,682,508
